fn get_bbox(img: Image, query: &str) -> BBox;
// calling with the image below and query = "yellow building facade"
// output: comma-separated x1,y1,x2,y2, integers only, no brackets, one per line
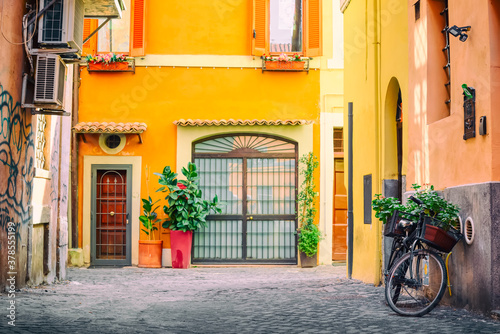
74,0,344,267
342,0,409,284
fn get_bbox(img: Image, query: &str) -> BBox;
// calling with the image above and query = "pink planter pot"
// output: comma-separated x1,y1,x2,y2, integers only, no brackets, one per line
170,230,193,269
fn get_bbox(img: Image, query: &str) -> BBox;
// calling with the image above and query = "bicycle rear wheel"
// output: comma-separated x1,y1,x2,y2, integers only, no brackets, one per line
385,249,447,317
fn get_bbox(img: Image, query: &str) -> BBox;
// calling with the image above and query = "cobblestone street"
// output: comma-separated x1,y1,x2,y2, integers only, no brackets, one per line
2,265,499,334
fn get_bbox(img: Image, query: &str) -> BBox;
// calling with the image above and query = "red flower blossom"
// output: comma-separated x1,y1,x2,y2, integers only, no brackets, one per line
177,183,186,190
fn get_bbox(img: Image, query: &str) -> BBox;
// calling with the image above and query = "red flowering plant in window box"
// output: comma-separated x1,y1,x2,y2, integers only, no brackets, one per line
86,53,129,71
262,52,307,70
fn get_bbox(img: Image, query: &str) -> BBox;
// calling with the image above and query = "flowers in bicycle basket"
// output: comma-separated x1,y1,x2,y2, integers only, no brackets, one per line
372,184,460,231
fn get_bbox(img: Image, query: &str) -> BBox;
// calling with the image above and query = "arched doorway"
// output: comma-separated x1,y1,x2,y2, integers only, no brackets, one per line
382,78,404,268
383,78,404,201
396,90,403,200
191,133,298,264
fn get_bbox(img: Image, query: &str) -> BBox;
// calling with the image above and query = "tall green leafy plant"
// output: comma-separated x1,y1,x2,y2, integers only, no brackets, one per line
139,196,161,241
297,152,322,257
156,162,222,232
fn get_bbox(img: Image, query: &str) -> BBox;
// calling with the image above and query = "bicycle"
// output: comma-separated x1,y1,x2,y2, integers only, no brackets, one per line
383,196,463,317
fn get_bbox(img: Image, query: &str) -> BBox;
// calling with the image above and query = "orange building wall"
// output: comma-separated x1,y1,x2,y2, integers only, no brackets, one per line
146,0,252,55
490,1,500,179
77,67,321,247
407,0,496,189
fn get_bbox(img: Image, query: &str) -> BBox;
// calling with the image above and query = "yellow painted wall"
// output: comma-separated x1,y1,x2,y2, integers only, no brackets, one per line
343,0,408,284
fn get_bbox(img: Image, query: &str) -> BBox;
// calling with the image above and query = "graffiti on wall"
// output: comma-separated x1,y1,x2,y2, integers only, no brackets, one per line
0,84,34,230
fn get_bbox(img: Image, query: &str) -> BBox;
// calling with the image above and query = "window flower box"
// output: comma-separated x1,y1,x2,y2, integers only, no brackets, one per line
261,53,309,72
86,53,135,73
265,60,305,70
88,61,129,71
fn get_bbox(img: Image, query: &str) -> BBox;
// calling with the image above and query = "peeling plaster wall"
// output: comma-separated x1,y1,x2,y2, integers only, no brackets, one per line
0,1,34,290
0,1,71,289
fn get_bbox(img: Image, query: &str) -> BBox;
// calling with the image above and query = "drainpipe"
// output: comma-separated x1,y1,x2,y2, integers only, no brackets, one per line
373,0,382,283
347,102,354,279
71,64,80,248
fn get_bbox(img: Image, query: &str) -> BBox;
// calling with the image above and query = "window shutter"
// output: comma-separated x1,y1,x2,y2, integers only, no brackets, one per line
130,0,146,56
82,18,98,56
304,0,322,57
252,0,268,56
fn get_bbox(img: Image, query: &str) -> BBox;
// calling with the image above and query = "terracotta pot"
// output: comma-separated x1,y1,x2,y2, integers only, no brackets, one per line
88,61,129,71
170,230,193,269
299,251,317,268
138,240,163,268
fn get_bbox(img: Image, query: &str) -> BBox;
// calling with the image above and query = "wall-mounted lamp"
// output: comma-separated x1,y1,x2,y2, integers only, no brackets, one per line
448,25,471,42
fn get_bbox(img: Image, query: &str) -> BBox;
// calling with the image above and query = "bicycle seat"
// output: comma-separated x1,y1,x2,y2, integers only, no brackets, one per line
397,219,415,231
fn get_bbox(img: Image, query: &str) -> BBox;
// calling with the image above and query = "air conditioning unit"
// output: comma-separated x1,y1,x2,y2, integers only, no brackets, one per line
33,54,67,109
38,0,84,53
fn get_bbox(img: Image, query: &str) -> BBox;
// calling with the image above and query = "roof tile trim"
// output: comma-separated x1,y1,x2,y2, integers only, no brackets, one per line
73,122,147,134
174,119,313,127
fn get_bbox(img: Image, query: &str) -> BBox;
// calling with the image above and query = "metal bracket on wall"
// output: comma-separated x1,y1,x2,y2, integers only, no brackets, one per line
31,109,71,117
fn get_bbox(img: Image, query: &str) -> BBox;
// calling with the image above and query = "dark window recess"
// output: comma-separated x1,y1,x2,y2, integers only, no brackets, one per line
440,0,451,107
105,135,122,149
363,174,372,225
463,86,476,140
334,128,344,153
415,1,420,21
43,223,50,275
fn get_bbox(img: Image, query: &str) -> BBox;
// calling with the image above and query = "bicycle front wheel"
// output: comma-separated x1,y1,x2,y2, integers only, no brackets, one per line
385,249,447,317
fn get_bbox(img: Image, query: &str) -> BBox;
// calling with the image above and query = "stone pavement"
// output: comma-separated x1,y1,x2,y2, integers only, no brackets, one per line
2,265,499,334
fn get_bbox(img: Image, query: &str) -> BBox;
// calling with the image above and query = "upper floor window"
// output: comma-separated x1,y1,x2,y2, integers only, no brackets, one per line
253,0,322,57
270,0,302,52
82,0,145,57
97,0,131,53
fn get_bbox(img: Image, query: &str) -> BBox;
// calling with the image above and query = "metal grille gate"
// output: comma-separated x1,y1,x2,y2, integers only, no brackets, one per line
192,134,298,264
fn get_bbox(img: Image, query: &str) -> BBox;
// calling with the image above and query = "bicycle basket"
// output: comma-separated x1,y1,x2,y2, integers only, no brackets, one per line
421,216,463,253
384,211,418,237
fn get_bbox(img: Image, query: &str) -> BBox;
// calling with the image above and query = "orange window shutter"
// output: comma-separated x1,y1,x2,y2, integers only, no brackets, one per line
304,0,322,57
130,0,146,57
252,0,268,56
82,18,98,56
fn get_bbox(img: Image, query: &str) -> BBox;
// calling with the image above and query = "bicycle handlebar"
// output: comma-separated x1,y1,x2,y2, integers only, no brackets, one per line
409,196,424,206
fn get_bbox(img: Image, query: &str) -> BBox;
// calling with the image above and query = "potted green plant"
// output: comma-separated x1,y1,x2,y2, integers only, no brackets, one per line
156,162,221,269
373,184,462,253
138,196,163,268
296,152,322,267
372,183,460,230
